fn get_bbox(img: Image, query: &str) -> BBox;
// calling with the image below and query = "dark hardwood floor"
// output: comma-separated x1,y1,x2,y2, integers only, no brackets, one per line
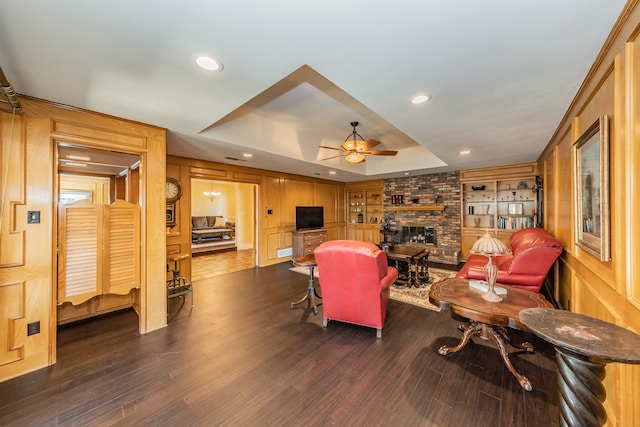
0,263,560,426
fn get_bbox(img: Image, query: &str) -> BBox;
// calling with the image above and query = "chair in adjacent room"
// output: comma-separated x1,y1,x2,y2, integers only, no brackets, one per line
314,240,398,338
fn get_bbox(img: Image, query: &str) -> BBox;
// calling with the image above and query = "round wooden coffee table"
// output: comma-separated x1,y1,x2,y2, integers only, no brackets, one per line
429,277,553,391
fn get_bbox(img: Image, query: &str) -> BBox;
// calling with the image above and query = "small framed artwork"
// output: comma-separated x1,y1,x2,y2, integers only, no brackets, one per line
166,203,176,226
508,203,523,215
574,115,610,261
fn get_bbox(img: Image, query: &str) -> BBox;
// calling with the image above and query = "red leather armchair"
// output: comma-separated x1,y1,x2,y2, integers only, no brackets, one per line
456,228,563,293
314,240,398,338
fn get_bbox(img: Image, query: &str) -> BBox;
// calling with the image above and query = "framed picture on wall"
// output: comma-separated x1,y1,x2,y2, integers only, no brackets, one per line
508,203,523,215
573,115,610,261
166,203,176,226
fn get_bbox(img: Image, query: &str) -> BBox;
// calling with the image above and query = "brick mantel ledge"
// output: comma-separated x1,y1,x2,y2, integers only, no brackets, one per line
387,205,445,220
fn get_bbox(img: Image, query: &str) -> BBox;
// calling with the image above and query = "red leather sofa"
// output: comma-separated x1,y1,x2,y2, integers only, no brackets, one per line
455,227,562,293
314,240,398,338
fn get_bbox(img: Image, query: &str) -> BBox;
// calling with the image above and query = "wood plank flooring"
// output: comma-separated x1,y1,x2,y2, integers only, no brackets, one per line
0,262,560,426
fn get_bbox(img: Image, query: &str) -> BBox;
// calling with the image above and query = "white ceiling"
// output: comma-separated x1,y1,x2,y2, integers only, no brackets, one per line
0,1,627,182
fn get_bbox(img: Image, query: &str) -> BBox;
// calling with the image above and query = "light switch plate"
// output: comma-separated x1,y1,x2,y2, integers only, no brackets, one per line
27,211,40,224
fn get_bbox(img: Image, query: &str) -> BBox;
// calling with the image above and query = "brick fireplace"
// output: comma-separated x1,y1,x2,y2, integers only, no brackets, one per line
384,172,461,265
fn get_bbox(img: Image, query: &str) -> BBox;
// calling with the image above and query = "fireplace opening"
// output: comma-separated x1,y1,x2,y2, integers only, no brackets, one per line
398,223,436,245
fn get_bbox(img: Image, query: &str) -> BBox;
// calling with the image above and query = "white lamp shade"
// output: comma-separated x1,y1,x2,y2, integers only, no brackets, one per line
470,231,510,256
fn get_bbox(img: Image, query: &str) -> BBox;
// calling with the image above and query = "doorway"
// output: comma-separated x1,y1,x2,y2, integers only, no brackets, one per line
56,143,142,324
190,178,257,281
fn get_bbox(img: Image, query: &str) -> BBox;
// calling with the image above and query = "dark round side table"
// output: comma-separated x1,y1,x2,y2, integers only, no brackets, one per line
519,308,640,427
291,253,321,315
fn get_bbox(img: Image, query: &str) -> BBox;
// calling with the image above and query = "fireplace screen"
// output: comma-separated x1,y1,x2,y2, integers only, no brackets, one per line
399,223,436,245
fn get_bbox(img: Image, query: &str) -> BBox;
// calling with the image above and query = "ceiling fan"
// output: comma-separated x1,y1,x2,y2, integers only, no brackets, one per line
319,121,398,164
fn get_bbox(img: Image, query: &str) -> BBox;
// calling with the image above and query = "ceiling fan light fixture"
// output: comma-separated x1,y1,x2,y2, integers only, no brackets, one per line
343,140,356,151
318,121,396,165
343,121,365,150
345,152,366,164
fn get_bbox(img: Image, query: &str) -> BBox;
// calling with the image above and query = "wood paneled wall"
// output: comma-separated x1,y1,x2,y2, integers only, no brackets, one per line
0,97,166,383
538,1,640,424
166,155,346,273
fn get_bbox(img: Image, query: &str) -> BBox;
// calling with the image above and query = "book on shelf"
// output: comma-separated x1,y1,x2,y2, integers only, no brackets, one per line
497,216,534,230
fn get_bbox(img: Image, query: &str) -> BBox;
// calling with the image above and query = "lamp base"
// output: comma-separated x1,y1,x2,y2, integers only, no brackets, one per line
482,288,503,303
482,255,502,302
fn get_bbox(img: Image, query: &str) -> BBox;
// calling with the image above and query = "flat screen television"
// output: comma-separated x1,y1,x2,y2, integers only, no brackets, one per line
296,206,324,230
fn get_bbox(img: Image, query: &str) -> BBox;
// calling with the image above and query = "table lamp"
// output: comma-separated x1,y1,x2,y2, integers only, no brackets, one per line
470,230,511,302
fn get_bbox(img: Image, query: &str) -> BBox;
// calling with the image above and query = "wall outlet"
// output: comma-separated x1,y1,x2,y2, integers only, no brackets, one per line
27,211,41,224
27,321,40,336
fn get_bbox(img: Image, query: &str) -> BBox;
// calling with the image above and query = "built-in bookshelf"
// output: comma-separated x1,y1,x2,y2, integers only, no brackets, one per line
346,180,384,244
459,162,539,259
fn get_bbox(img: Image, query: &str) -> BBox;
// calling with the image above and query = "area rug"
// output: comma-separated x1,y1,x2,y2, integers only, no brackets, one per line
289,266,457,312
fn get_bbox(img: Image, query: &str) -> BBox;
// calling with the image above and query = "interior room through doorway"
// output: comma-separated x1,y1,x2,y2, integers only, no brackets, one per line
190,178,257,279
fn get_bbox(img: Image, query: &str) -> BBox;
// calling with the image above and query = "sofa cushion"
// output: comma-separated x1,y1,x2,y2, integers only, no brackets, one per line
192,216,208,229
206,216,219,227
212,216,226,228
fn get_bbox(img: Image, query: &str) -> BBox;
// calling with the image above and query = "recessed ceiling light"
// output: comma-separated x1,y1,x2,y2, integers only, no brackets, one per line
410,94,431,105
66,154,91,161
460,150,471,155
329,171,336,175
196,55,223,72
62,161,87,167
404,172,410,176
242,153,253,158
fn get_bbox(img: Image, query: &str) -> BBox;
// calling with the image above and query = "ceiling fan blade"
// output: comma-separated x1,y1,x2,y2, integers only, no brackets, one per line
320,154,345,161
359,139,381,151
362,150,398,156
318,145,344,151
